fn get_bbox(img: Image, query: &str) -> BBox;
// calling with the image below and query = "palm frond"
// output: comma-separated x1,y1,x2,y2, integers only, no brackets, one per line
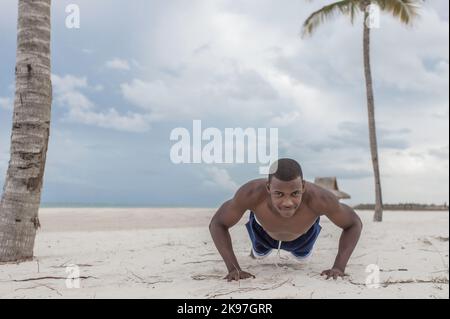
375,0,421,24
302,0,361,37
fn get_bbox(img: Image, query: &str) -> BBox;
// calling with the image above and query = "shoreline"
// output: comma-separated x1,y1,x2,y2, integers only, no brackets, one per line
36,207,450,233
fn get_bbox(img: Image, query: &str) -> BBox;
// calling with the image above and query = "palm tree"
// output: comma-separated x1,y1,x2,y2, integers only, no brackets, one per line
302,0,420,222
0,0,52,262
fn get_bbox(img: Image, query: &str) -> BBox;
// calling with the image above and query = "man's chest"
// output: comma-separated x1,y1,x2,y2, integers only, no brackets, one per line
252,204,319,240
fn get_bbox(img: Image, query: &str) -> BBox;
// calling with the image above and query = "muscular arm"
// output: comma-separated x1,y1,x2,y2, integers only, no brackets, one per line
209,182,263,281
317,191,363,277
209,197,247,273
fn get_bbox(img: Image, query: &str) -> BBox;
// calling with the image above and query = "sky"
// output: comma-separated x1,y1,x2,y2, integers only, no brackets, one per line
0,0,448,207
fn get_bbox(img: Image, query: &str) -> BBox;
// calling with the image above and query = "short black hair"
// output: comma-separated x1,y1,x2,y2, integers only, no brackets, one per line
268,158,303,182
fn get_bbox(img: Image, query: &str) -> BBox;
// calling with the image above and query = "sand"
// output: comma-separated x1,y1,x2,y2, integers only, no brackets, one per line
0,208,448,299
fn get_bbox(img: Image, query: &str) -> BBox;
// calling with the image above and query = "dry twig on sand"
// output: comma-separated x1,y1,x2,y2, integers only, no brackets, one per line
15,284,62,296
206,278,293,299
8,276,97,282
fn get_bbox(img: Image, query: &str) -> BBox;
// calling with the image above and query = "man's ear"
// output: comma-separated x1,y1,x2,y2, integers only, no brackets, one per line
266,182,271,193
301,179,306,193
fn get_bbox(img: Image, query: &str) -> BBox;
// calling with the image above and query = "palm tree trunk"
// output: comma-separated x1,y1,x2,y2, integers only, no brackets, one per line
363,3,383,222
0,0,52,262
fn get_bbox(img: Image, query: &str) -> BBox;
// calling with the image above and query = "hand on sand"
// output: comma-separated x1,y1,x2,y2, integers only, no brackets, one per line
321,268,347,280
224,269,256,282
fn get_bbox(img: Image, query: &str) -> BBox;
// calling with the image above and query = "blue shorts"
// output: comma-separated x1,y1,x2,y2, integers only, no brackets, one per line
245,212,322,259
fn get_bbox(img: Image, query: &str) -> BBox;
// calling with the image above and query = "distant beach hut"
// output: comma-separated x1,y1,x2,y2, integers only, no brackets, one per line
314,177,350,200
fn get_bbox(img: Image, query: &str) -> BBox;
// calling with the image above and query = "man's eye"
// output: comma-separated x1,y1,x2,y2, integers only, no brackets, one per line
293,191,300,196
275,192,283,197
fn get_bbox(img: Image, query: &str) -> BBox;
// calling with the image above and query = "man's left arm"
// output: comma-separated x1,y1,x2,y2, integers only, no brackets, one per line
319,193,363,279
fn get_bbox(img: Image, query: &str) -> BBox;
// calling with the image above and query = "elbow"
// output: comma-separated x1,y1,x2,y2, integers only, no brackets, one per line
345,212,362,233
355,215,363,232
209,218,227,235
209,218,220,233
209,220,215,232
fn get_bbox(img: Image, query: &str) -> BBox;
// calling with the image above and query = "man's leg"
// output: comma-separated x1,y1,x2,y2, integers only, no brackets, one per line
290,249,313,263
246,212,274,259
250,247,273,259
283,217,322,263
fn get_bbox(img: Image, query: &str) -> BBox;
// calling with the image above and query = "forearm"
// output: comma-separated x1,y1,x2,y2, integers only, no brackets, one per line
209,223,241,272
333,221,362,272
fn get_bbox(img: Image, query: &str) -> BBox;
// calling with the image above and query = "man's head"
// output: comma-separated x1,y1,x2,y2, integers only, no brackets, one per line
267,159,305,218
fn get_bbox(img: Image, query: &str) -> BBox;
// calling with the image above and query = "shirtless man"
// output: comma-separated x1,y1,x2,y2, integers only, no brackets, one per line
209,158,362,282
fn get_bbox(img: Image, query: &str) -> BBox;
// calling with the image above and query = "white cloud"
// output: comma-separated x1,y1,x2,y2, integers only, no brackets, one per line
67,108,150,133
128,0,362,130
52,74,93,110
105,58,131,71
379,146,449,204
82,48,94,55
370,8,449,94
93,84,104,92
52,74,89,92
1,0,445,204
121,79,171,112
52,74,149,133
120,64,287,123
268,111,301,127
123,0,448,203
204,166,239,193
426,0,449,21
0,97,12,110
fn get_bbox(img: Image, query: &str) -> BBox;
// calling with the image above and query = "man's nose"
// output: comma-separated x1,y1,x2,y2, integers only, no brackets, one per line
282,199,294,208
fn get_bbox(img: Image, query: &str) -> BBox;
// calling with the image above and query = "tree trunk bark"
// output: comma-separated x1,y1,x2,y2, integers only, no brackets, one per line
0,0,52,262
363,3,383,222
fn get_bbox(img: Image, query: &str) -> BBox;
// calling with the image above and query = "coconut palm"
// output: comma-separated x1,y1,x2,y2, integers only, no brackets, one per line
0,0,52,262
302,0,420,222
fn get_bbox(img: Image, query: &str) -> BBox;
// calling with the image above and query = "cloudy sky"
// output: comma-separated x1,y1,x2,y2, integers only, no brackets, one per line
0,0,448,207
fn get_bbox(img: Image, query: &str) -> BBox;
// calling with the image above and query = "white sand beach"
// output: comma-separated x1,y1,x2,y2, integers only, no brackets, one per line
0,208,448,299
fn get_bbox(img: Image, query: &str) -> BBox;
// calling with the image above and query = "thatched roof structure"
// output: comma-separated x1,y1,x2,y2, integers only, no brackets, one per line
314,177,350,200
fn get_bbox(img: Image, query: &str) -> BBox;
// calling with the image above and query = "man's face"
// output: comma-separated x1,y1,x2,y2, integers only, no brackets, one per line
267,176,305,218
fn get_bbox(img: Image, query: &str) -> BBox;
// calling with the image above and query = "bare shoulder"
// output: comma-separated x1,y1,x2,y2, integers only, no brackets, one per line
304,181,340,213
233,179,267,210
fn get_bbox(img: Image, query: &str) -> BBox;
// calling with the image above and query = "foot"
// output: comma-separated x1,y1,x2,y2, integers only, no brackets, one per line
249,248,272,259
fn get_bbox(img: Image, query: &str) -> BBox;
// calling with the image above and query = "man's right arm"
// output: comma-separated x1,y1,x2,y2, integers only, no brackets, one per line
209,186,255,281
